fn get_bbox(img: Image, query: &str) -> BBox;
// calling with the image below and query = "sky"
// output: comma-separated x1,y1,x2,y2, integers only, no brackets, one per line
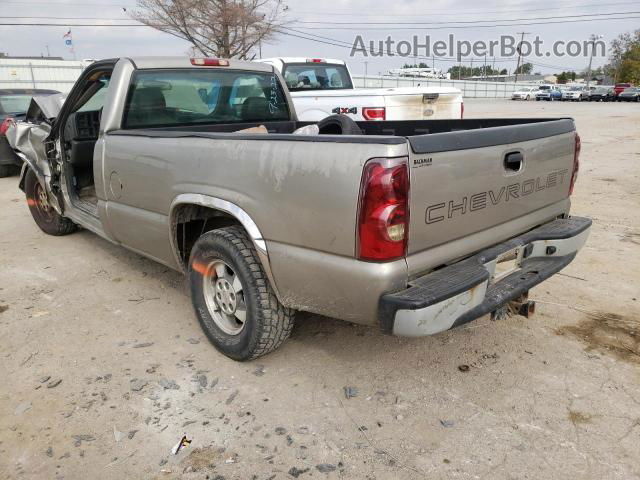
0,0,638,75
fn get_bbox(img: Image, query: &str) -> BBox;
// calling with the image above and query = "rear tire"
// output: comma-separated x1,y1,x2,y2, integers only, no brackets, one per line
189,226,295,361
25,168,77,236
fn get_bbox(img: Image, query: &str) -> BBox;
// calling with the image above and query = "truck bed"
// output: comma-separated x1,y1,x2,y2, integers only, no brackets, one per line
113,116,576,275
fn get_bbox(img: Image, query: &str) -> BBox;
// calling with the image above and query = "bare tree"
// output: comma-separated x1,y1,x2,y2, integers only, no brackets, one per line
132,0,288,59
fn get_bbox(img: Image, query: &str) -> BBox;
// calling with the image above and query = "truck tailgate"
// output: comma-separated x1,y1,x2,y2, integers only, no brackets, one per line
406,119,576,261
384,91,462,120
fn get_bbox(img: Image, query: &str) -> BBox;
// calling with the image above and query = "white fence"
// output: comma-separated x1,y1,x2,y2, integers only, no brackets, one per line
0,63,541,98
0,59,90,93
352,75,540,98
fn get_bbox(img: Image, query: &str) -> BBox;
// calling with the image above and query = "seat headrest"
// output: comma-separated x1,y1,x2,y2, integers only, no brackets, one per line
241,97,270,120
130,87,166,110
285,71,299,88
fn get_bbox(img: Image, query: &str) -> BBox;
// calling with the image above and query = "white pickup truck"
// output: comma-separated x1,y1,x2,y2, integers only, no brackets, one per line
258,57,463,121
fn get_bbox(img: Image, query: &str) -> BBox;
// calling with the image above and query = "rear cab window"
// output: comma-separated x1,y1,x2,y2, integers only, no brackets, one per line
122,69,290,129
282,63,353,92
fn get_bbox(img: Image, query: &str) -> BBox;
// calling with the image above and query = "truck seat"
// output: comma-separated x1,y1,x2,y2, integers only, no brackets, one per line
241,97,271,121
330,73,343,87
126,87,174,127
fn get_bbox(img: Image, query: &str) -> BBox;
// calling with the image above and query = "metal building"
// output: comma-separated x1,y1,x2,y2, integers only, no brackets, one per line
0,56,92,93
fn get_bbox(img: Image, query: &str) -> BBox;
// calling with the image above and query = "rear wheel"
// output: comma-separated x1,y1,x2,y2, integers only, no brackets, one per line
25,168,77,236
189,226,295,361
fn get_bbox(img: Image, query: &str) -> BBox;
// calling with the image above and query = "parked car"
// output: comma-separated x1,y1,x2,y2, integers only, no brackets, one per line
535,85,562,101
257,57,463,121
511,87,538,100
0,88,60,177
614,83,633,97
617,87,640,102
588,87,616,102
562,86,588,102
9,57,590,360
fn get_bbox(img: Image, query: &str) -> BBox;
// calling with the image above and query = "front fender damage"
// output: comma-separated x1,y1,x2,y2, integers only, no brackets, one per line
7,119,62,214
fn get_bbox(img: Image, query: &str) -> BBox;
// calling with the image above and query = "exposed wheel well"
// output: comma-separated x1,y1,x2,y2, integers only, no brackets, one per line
172,204,242,268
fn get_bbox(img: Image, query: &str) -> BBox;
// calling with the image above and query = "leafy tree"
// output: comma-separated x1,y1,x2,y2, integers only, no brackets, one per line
605,29,640,83
514,62,533,75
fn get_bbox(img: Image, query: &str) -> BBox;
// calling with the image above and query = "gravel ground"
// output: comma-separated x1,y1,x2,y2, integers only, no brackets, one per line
0,99,639,480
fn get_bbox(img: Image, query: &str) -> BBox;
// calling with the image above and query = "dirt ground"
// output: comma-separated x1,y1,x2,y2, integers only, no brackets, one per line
1,99,639,480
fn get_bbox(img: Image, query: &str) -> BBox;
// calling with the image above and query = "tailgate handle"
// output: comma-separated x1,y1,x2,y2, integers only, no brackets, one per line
504,151,523,173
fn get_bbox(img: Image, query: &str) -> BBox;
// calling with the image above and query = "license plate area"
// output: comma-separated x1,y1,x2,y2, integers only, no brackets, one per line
491,247,523,284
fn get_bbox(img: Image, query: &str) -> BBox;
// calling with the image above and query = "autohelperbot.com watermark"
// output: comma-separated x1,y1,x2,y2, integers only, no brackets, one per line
350,34,606,61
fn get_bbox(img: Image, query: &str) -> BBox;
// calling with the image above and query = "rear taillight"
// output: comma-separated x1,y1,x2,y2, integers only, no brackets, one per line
0,117,14,136
307,58,326,63
190,58,229,66
362,107,386,121
570,132,581,195
357,157,409,261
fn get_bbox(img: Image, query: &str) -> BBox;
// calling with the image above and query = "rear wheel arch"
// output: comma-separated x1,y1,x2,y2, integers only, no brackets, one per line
169,194,282,301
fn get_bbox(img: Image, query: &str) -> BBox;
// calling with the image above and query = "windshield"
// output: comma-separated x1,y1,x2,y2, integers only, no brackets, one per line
539,85,551,90
623,88,638,93
0,94,33,116
594,88,608,93
282,63,353,92
569,87,582,91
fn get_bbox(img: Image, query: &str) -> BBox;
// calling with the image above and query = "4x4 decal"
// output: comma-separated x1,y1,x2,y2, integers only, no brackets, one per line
332,107,357,114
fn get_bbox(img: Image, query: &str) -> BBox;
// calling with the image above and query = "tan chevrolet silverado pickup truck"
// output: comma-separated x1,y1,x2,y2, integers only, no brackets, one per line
8,57,590,361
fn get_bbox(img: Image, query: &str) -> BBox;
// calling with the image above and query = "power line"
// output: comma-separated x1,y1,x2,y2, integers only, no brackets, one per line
284,26,523,63
291,15,640,30
0,1,134,7
2,13,638,29
275,28,579,71
293,11,640,25
294,0,640,16
1,16,133,20
0,23,146,26
2,9,636,25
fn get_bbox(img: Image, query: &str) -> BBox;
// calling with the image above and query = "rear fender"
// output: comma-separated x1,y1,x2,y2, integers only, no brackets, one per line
169,193,282,302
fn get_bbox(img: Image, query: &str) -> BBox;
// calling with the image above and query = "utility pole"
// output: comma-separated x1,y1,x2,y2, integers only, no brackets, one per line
585,34,603,90
514,32,530,83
